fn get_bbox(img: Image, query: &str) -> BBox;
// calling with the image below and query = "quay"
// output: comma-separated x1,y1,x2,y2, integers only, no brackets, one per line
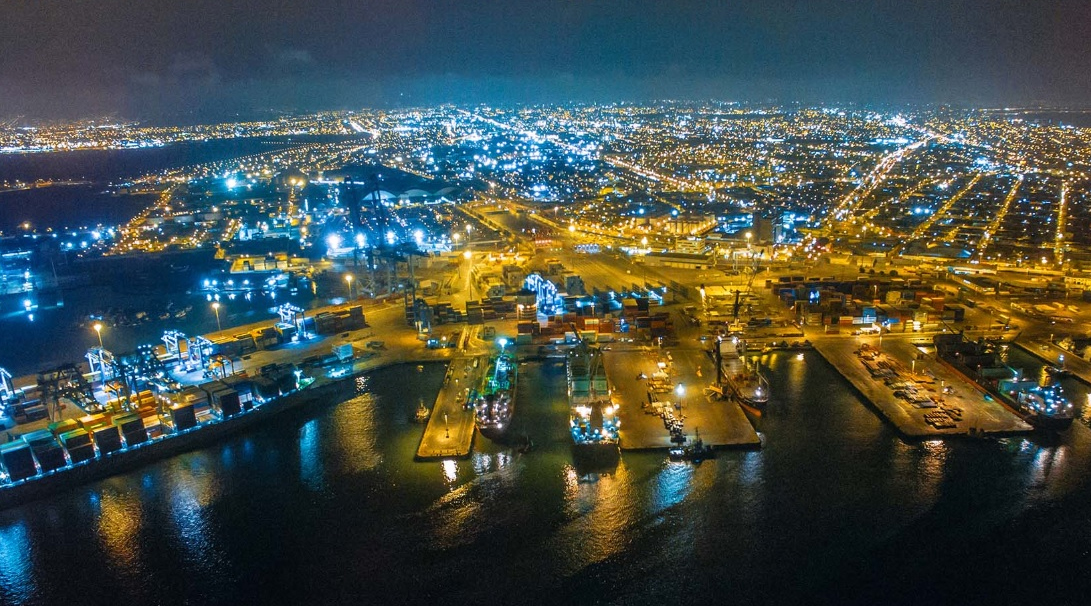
812,337,1032,438
416,355,482,460
0,296,491,510
604,345,761,450
1013,337,1091,387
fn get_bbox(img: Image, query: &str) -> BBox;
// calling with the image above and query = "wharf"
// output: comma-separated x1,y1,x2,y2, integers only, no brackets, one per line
416,355,482,460
603,346,761,450
1013,337,1091,387
812,338,1032,439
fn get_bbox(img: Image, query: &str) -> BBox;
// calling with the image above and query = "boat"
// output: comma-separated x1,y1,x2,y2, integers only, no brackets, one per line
414,398,431,423
1044,365,1073,378
716,336,769,407
934,333,1074,431
473,350,517,440
668,428,716,462
567,342,620,454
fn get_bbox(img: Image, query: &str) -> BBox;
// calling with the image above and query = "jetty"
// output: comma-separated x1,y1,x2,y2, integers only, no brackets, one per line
603,345,761,450
812,337,1032,438
416,355,482,460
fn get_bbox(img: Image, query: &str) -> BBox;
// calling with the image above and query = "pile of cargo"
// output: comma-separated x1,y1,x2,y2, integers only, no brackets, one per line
310,305,366,335
0,404,161,482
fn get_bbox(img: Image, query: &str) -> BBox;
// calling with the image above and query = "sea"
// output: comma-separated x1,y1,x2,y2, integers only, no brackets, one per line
0,353,1089,605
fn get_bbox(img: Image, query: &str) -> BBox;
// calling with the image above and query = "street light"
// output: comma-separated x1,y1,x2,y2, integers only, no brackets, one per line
344,274,354,298
212,302,222,332
93,322,103,348
675,383,685,415
745,231,752,250
640,236,649,287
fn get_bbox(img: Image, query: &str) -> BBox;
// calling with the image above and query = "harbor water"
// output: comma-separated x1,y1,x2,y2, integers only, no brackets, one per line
1,353,1090,604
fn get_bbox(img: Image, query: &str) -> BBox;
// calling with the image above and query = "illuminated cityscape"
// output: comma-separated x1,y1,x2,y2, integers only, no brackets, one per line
3,1,1091,604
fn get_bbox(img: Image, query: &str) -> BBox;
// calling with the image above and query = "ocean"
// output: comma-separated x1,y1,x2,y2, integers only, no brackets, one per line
0,354,1088,605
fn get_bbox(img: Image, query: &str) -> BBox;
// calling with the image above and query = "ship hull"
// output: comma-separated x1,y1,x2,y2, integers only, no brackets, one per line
934,336,1073,432
474,353,517,442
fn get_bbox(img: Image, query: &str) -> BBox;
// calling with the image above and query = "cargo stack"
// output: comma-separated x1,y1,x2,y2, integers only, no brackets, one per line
113,413,148,448
201,381,242,418
48,418,80,438
465,301,484,324
92,425,122,455
251,326,279,350
138,405,164,439
24,430,66,472
222,376,256,411
60,429,95,463
170,403,198,431
131,389,157,410
0,442,38,481
174,386,210,422
275,321,297,341
344,305,365,329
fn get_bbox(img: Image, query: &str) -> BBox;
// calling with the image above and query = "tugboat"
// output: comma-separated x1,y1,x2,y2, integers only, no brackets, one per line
414,398,431,423
668,427,716,462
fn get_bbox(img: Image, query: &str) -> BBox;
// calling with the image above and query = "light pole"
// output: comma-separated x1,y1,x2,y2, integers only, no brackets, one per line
746,231,752,251
93,322,104,348
640,236,649,288
344,274,354,299
212,302,222,332
676,383,685,416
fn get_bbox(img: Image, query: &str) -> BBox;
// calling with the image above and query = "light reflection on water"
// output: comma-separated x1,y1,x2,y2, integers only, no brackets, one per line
168,459,226,574
0,521,35,604
551,461,638,574
299,419,324,491
0,360,1089,604
95,492,144,574
653,462,694,512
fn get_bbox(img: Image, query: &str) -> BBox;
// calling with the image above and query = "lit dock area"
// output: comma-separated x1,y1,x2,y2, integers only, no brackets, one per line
416,355,482,460
604,346,761,450
812,337,1032,438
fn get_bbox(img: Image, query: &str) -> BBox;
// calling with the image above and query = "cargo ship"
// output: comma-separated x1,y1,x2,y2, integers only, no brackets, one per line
567,342,620,453
717,336,769,408
934,333,1074,431
473,350,517,440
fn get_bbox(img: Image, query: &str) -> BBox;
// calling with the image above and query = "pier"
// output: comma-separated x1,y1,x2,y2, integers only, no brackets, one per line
813,337,1032,438
604,346,761,450
416,355,482,460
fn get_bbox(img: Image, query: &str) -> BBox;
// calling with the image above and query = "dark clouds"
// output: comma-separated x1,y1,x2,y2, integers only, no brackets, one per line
1,0,1090,119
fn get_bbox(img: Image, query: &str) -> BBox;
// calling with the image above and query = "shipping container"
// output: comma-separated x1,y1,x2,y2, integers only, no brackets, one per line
92,426,122,455
1,443,37,481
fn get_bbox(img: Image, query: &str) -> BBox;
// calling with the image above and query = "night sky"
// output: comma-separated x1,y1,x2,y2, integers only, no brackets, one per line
2,0,1090,119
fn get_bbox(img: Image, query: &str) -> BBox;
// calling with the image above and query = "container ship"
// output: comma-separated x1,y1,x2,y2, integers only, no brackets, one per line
567,342,620,453
934,333,1074,431
717,336,769,408
473,350,517,440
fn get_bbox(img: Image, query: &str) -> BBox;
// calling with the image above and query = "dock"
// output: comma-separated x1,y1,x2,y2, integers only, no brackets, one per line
812,337,1032,438
416,355,482,460
604,346,761,450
